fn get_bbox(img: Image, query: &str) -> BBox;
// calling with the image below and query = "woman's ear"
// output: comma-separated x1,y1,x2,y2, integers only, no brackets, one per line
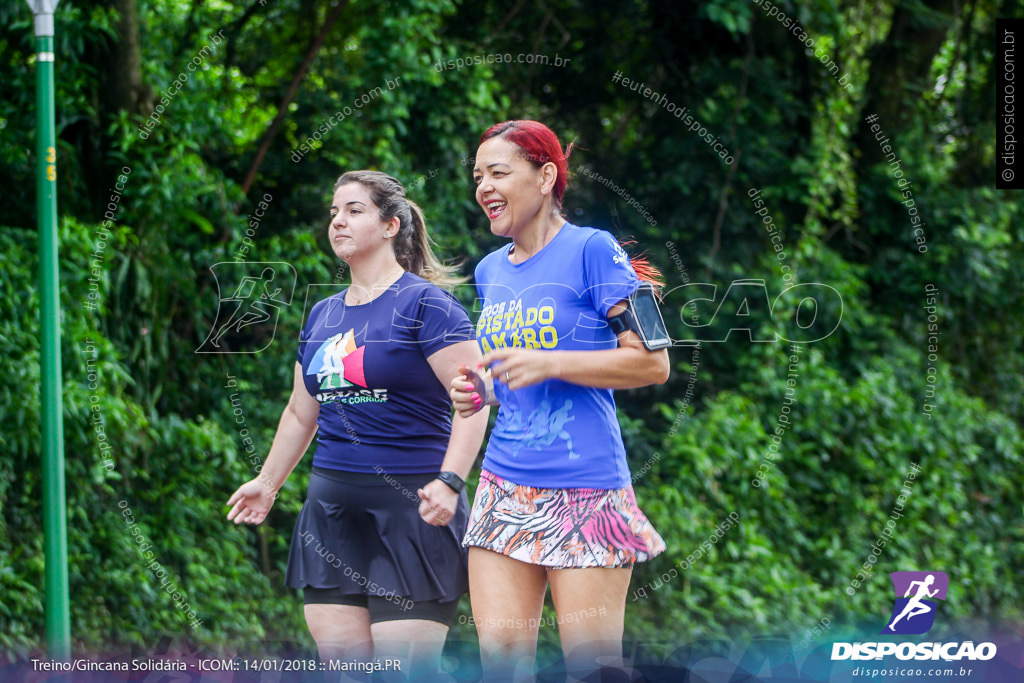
540,161,558,196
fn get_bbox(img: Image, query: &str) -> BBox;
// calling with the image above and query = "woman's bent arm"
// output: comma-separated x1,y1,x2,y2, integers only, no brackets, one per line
418,340,490,526
482,301,670,391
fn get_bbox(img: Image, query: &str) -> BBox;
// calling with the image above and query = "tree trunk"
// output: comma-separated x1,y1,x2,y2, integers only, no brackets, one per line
70,0,151,218
854,0,960,169
106,0,151,117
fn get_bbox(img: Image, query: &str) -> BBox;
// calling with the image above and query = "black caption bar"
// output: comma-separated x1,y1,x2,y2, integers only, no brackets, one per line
997,18,1022,190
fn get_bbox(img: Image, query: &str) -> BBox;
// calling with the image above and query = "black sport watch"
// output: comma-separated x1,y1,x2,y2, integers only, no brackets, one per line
436,470,465,494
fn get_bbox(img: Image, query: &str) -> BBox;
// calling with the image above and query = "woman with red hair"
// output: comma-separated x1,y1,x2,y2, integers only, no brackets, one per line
452,120,669,680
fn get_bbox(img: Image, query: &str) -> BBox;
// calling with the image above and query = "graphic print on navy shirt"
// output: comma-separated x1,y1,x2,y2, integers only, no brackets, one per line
306,328,376,400
473,223,641,489
298,273,474,474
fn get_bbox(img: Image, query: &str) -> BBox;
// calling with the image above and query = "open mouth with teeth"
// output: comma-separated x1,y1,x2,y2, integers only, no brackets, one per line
486,201,507,219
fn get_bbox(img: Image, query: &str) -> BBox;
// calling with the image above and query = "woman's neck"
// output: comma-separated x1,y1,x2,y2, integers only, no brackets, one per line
346,252,405,304
510,209,565,262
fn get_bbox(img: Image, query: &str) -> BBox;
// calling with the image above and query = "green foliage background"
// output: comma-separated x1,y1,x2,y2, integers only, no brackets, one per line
1,0,1021,666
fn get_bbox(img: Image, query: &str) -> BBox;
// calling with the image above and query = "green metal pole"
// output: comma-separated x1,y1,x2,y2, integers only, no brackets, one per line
26,0,70,661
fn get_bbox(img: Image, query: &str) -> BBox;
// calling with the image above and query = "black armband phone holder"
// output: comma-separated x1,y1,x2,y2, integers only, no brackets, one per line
608,282,672,350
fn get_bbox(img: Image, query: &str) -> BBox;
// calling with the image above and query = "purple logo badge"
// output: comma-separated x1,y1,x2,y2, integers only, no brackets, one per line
882,571,949,635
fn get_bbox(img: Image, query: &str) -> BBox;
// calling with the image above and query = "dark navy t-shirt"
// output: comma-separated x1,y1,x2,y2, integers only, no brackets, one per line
297,273,474,474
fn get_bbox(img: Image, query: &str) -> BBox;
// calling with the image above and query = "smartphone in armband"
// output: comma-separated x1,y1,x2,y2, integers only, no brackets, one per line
608,282,672,351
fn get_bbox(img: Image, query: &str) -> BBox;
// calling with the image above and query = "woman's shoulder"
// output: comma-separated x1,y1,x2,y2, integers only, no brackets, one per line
401,271,446,294
568,224,631,265
544,224,627,271
565,223,617,245
540,222,620,254
399,272,466,307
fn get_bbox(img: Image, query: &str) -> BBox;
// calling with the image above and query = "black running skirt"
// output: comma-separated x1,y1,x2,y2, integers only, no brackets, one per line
285,467,469,603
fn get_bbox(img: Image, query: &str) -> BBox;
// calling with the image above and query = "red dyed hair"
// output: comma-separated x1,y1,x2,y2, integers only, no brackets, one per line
481,120,663,288
480,120,573,208
619,240,665,290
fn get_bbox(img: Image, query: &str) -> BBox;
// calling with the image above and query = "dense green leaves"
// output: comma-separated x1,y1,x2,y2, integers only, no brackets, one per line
1,0,1020,662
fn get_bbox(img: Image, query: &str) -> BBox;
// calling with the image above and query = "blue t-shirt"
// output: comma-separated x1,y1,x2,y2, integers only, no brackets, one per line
474,223,640,489
298,273,474,474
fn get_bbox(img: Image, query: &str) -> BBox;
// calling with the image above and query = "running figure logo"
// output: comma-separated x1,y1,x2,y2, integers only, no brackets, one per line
507,399,578,459
197,262,296,353
882,571,949,635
